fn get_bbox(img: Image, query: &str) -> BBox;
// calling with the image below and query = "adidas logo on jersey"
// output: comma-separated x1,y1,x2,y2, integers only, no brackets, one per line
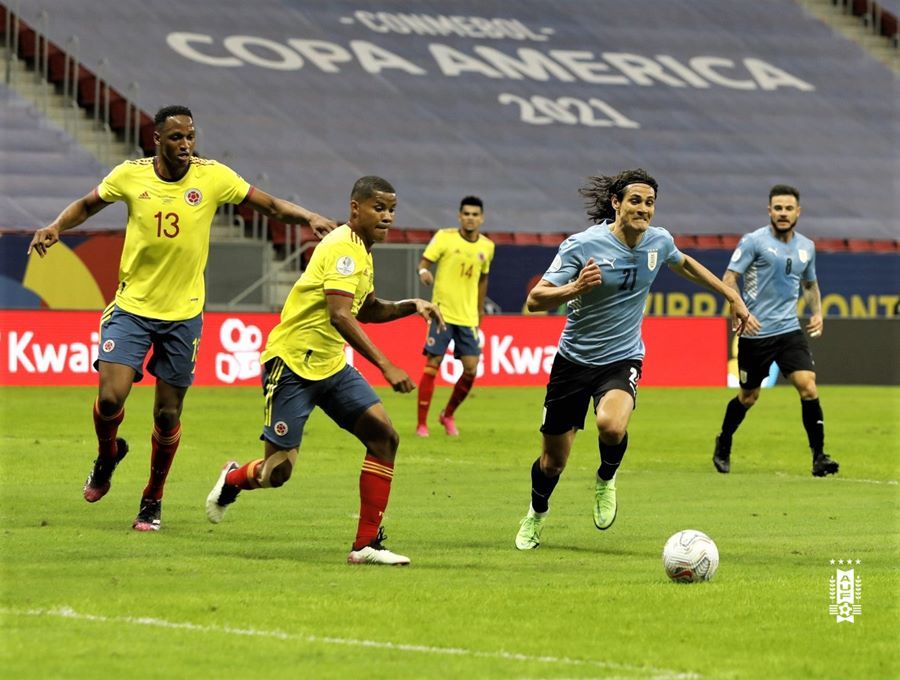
138,191,151,199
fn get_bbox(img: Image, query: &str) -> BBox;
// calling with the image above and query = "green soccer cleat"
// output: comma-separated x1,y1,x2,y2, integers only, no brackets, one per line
515,509,547,550
593,476,617,530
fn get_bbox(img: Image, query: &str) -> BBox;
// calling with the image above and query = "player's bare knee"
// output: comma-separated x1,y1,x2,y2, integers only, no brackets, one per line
599,428,627,446
258,451,295,488
798,385,818,400
383,427,401,457
366,425,399,461
153,407,181,430
268,459,293,487
739,390,759,408
542,459,566,477
97,394,124,416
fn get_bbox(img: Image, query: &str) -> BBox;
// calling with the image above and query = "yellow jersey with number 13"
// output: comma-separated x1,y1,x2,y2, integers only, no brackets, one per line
97,157,251,320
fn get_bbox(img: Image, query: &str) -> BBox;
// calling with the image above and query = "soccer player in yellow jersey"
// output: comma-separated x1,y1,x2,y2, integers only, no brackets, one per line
205,176,444,565
27,105,335,532
415,196,495,437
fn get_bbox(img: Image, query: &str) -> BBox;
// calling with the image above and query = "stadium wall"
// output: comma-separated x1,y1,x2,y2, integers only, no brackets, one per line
3,233,897,318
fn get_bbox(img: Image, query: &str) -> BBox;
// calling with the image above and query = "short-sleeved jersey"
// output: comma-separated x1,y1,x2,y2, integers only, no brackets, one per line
97,157,251,320
261,225,374,381
727,226,817,338
422,229,494,326
542,223,683,366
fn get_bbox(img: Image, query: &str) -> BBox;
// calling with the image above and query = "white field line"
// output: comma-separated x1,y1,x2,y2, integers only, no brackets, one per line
2,606,701,680
774,472,898,486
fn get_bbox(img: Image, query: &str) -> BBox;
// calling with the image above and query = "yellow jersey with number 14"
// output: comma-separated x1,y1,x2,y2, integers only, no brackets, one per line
261,225,375,381
97,157,251,320
423,228,494,326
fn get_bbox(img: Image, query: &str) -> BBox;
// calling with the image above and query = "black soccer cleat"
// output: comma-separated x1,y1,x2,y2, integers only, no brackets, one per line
83,438,129,503
712,435,731,474
811,451,839,477
133,497,162,532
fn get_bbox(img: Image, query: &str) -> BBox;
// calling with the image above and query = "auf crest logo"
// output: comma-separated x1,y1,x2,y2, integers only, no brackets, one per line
828,559,862,623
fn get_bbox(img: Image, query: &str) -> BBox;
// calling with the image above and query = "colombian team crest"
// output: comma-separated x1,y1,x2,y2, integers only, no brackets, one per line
798,249,809,263
184,188,203,206
647,250,658,271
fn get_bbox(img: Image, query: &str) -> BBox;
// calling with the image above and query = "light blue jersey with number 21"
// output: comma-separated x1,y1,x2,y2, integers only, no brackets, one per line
542,222,683,366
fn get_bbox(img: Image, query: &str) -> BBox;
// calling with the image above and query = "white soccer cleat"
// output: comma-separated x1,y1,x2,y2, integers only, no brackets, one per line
206,461,240,524
347,527,410,566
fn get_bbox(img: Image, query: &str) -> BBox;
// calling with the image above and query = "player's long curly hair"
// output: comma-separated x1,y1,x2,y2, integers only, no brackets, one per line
579,168,658,224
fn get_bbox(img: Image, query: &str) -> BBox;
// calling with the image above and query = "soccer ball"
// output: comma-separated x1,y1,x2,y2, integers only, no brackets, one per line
662,530,719,583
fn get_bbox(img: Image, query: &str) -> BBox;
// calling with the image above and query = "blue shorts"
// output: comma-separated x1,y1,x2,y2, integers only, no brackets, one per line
261,358,381,450
423,320,480,359
94,305,202,387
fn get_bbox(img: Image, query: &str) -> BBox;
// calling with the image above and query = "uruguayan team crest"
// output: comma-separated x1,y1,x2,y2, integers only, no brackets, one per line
798,249,809,263
647,250,658,271
828,559,862,623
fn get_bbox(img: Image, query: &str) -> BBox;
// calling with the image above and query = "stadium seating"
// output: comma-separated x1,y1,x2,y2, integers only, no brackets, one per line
5,0,895,241
0,83,124,229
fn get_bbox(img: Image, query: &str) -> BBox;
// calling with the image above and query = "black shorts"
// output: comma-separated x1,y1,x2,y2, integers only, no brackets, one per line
540,353,642,435
738,330,815,389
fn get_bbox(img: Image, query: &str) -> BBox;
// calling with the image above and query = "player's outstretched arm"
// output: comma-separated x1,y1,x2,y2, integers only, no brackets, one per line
244,188,336,238
357,295,445,331
27,190,109,257
670,254,753,335
722,270,760,336
327,292,415,392
526,258,602,313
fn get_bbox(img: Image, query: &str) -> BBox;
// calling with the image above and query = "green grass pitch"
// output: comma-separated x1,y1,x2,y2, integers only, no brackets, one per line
1,385,897,678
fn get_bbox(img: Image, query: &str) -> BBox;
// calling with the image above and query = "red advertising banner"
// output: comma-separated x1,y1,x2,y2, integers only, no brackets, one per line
0,311,726,387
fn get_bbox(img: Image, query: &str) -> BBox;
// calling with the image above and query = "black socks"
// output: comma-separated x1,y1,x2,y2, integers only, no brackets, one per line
597,432,628,481
530,458,560,513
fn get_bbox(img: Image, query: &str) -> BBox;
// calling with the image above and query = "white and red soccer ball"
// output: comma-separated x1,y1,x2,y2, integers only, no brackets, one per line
662,530,719,583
